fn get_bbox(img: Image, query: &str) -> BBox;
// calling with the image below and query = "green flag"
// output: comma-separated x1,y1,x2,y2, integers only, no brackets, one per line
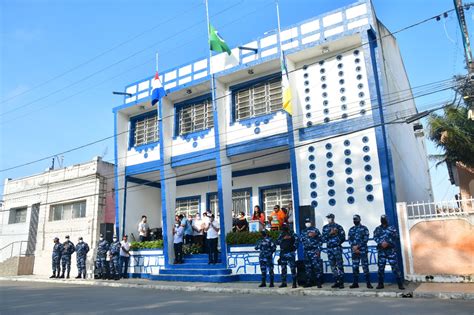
209,24,231,55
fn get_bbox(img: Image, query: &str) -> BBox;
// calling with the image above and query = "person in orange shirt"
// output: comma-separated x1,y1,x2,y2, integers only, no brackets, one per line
270,205,286,229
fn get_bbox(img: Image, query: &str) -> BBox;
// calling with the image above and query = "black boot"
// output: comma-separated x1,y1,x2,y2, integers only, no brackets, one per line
303,282,312,288
338,281,344,289
49,273,56,279
292,279,297,289
114,275,120,281
376,281,384,289
66,271,70,279
316,276,322,288
59,271,65,279
331,282,339,288
259,278,266,287
397,278,405,290
75,274,81,279
349,282,359,289
83,272,87,279
279,281,287,288
269,276,274,288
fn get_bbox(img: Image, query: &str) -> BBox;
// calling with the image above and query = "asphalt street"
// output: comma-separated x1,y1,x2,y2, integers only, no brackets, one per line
0,281,473,315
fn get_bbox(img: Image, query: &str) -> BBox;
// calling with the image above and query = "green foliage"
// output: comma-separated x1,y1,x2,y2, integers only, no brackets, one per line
226,230,280,245
428,105,474,167
183,243,202,255
130,240,163,250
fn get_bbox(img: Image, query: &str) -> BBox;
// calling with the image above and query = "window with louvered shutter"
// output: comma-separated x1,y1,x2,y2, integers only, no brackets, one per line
175,198,200,217
262,185,292,219
133,114,159,147
232,189,251,218
178,98,213,135
235,77,283,121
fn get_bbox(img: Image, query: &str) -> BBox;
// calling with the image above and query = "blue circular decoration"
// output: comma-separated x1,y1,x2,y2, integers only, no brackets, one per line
264,119,269,124
305,80,310,86
366,184,374,192
354,50,360,56
360,109,367,115
338,71,344,77
305,88,310,93
342,113,348,119
186,137,191,143
326,152,333,159
337,63,343,69
311,191,317,198
358,83,364,89
306,113,311,118
356,65,362,71
364,165,372,172
305,96,310,102
339,79,345,85
345,158,352,165
322,83,327,89
347,196,355,204
322,92,328,98
340,87,346,94
367,194,374,202
311,200,318,208
327,179,335,187
308,146,315,153
328,189,335,197
346,187,354,194
336,54,342,61
329,199,336,206
308,155,315,162
310,173,317,180
359,92,365,98
246,123,252,128
341,104,347,110
365,174,372,182
254,127,261,134
192,142,198,148
193,136,198,141
309,164,316,171
144,152,149,159
321,76,326,82
323,108,329,115
363,145,370,153
325,143,332,150
320,68,325,74
345,167,353,175
307,121,313,127
346,177,354,184
344,140,351,146
344,149,351,156
323,100,329,106
255,121,260,126
341,96,347,102
200,134,205,139
363,155,371,162
362,136,369,143
360,100,366,107
327,170,334,177
355,58,361,64
303,65,309,70
357,74,363,80
310,182,317,189
324,117,330,123
326,161,333,168
304,73,309,78
305,104,311,110
319,60,324,65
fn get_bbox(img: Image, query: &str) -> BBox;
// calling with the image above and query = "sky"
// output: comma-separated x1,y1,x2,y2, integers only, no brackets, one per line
0,0,471,202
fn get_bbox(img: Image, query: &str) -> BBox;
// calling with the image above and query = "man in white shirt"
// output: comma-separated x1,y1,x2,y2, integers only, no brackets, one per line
173,215,185,264
138,215,149,242
206,214,220,264
192,213,205,253
119,235,131,279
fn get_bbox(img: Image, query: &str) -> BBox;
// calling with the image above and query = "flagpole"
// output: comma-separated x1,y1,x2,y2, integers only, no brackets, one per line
276,0,283,56
155,52,159,73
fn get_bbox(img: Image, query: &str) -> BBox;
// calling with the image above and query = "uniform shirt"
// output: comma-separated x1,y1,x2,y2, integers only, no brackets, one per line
174,226,184,243
300,226,322,252
373,224,398,249
52,243,63,257
120,241,131,257
62,240,75,256
255,236,276,259
277,230,299,253
207,220,220,239
75,242,90,257
97,239,109,257
322,222,346,248
109,241,121,256
348,224,370,250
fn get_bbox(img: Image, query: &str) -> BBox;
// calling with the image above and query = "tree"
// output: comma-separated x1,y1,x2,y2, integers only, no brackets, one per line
428,105,474,168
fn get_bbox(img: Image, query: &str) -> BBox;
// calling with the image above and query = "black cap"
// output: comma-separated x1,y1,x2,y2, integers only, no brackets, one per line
326,213,335,219
304,218,311,223
65,235,70,239
54,237,59,241
353,214,361,220
78,236,83,240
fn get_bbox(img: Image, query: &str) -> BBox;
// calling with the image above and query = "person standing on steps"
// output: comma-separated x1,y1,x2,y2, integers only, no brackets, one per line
374,215,405,290
322,213,346,289
348,214,373,289
59,235,75,279
50,237,63,278
255,229,276,288
75,236,89,279
300,218,323,288
173,217,185,264
277,223,298,288
205,214,220,264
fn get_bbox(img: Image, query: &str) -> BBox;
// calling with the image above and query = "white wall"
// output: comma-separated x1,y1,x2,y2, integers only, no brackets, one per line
124,185,161,239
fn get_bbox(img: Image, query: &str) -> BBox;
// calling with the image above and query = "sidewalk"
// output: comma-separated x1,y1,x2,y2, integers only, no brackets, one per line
1,275,472,300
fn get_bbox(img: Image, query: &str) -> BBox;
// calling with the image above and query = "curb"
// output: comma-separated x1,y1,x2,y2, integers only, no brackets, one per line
0,276,407,299
413,291,474,300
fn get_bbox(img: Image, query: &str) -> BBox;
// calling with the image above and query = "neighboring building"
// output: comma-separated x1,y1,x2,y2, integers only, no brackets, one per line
113,0,433,281
0,157,115,276
448,162,474,203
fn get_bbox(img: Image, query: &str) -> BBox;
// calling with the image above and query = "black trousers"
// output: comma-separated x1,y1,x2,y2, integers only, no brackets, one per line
207,238,218,263
184,234,193,245
174,242,183,263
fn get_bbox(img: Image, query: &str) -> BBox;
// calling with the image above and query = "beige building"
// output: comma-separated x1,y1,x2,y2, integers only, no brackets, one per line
0,157,115,277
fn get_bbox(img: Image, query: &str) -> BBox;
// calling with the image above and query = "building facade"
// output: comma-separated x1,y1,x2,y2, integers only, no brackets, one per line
0,157,115,276
113,0,433,281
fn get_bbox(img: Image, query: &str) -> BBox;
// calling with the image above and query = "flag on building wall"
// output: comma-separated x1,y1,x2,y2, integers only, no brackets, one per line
151,71,166,106
280,52,292,115
209,24,231,55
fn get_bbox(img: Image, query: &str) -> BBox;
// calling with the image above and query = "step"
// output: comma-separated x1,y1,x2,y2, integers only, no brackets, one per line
168,263,226,269
183,257,221,263
160,268,231,276
150,274,239,283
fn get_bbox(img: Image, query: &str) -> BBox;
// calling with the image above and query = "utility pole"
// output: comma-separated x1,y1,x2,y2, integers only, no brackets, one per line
453,0,474,119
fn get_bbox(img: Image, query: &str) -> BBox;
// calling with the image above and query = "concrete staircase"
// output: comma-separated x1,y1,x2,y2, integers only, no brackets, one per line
152,254,239,283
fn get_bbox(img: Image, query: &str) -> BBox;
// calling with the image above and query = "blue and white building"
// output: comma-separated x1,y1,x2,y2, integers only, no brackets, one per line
113,0,433,282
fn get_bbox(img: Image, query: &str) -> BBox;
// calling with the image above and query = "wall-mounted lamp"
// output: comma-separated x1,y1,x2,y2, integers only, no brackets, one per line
248,69,254,75
186,89,192,95
112,91,133,97
238,46,258,54
322,46,330,54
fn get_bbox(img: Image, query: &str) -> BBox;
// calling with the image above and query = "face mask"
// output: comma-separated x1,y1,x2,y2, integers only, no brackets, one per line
353,220,360,225
78,240,83,243
113,239,118,242
327,219,334,224
305,223,311,228
100,237,104,241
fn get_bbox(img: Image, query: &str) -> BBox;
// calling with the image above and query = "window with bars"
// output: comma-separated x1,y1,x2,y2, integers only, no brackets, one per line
175,197,200,218
234,76,283,121
207,193,219,218
49,201,86,221
131,112,159,147
261,185,292,219
9,207,27,224
232,189,252,218
178,98,213,136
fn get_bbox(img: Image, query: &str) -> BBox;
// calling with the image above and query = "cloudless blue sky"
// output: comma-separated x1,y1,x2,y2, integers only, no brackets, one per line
1,0,471,201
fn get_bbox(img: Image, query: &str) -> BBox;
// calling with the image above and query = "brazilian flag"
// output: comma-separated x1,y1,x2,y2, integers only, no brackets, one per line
209,24,231,55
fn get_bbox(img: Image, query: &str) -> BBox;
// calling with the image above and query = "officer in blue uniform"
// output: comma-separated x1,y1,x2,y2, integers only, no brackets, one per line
108,236,121,280
255,230,276,287
59,235,75,279
348,214,373,289
75,236,89,279
373,215,405,290
96,233,109,279
277,223,299,288
50,237,63,278
322,213,346,289
300,217,323,288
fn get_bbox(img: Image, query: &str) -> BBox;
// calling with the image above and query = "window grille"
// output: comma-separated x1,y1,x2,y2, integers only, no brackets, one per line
179,99,213,135
175,198,200,217
49,201,86,221
232,189,251,218
262,185,292,219
235,77,283,120
9,207,27,224
133,113,159,147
